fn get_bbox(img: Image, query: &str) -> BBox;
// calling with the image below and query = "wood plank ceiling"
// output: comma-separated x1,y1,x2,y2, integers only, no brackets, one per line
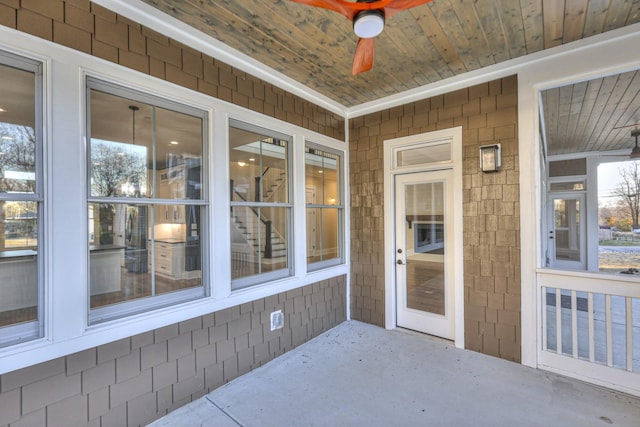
137,1,640,156
140,0,640,108
542,70,640,156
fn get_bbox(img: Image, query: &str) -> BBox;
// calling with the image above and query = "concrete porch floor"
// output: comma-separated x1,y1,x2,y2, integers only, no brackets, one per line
149,321,640,427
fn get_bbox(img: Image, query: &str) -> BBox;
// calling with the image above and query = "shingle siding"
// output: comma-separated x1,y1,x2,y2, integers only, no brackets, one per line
349,76,521,362
0,277,346,426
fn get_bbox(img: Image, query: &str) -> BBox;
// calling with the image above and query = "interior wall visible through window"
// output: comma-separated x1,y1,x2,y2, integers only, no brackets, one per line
0,50,43,347
229,119,293,290
86,77,208,324
305,143,344,270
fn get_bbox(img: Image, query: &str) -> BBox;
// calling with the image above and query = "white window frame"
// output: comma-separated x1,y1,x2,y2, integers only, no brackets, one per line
305,142,345,271
85,77,210,324
0,50,44,348
0,26,348,375
229,119,294,290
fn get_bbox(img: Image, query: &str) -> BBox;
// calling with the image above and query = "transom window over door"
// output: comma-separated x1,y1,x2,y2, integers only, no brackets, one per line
87,78,208,324
0,51,43,347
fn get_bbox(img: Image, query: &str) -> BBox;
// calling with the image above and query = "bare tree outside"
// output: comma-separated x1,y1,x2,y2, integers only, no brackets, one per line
90,139,148,197
0,123,36,193
89,139,148,245
0,123,37,251
613,161,640,230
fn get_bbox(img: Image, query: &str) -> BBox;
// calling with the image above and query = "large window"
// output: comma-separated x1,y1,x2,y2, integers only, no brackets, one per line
305,144,343,270
87,78,207,323
0,52,43,347
229,120,292,289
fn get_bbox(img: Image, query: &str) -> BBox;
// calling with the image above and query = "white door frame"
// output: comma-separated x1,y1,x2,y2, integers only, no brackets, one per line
383,127,464,348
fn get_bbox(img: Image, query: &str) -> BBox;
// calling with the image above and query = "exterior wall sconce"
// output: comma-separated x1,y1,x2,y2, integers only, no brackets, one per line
479,144,501,173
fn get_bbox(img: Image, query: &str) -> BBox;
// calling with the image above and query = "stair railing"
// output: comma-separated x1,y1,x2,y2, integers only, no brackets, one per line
230,179,273,258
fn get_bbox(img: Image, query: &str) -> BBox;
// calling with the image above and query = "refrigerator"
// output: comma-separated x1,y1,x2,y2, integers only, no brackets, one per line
124,205,148,273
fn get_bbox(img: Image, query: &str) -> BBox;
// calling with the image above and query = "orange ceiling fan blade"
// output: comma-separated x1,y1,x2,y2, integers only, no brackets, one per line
289,0,430,74
352,37,375,75
384,0,432,17
288,0,354,19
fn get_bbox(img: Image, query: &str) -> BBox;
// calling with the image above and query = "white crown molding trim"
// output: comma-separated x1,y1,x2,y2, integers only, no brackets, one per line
92,0,348,118
346,22,640,119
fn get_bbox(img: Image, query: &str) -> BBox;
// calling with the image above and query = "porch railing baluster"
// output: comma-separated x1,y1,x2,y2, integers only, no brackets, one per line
588,292,595,363
606,294,613,367
626,297,633,372
556,288,562,354
542,286,548,351
571,290,578,358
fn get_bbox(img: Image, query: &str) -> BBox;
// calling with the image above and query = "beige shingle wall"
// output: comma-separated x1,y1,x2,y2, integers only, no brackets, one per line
349,76,521,362
0,277,347,426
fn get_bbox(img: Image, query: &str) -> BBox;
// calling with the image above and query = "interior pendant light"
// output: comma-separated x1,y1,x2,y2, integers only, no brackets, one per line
353,10,385,38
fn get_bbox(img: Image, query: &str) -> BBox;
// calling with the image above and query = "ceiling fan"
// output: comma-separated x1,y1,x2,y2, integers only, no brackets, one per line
289,0,432,75
629,130,640,159
601,129,640,158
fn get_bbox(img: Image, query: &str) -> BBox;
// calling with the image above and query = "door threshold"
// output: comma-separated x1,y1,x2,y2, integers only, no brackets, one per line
395,326,454,345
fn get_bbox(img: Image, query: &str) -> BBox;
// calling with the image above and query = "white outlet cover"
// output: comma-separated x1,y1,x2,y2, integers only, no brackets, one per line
270,310,284,331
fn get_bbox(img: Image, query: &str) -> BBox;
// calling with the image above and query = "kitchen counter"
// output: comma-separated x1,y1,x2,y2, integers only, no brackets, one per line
90,244,125,252
153,238,185,244
90,246,124,295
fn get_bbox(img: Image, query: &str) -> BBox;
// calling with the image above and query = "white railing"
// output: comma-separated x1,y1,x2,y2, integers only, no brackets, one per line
538,271,640,396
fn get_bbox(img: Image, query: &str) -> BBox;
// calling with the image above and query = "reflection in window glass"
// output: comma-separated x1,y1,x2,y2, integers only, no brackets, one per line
0,53,42,346
396,142,450,167
305,144,343,269
598,160,640,274
87,79,206,322
89,203,203,309
229,121,291,288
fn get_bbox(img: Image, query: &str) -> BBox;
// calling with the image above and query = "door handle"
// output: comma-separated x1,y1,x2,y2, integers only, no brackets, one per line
397,260,404,265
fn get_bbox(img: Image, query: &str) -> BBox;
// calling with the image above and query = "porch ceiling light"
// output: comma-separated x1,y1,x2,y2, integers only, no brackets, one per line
630,130,640,159
479,144,501,173
353,10,385,38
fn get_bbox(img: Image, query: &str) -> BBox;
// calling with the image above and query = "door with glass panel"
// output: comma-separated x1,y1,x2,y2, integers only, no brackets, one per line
548,194,586,270
395,170,454,339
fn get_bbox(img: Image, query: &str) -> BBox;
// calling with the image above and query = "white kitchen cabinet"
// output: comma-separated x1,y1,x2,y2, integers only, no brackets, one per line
149,239,200,280
155,165,185,224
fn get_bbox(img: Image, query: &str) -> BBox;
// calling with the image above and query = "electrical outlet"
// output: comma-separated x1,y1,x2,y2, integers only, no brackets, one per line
270,310,284,331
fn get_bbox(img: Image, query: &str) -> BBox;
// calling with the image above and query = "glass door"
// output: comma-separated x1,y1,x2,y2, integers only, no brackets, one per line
548,194,586,270
395,170,454,339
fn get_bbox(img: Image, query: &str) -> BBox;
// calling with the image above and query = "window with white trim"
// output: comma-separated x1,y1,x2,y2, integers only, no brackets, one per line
305,143,344,270
229,120,292,289
87,78,207,323
0,51,43,347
